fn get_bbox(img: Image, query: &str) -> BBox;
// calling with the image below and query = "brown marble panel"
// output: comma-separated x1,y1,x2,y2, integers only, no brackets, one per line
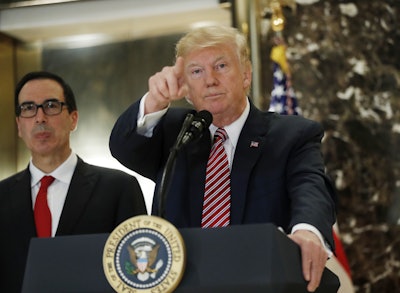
275,1,400,292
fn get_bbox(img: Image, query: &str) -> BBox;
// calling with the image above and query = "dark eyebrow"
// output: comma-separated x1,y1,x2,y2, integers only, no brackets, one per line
20,101,35,105
20,98,61,105
44,98,62,103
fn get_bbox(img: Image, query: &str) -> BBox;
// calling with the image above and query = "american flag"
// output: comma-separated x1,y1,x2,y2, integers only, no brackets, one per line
268,45,300,115
250,141,259,148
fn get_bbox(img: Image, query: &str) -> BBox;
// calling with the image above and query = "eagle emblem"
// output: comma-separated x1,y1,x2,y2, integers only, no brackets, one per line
126,237,164,281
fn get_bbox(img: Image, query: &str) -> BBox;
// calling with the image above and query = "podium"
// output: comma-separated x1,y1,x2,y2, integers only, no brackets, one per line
22,223,340,292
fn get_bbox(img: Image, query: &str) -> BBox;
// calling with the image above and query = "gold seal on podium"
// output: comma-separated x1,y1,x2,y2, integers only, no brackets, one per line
103,215,186,293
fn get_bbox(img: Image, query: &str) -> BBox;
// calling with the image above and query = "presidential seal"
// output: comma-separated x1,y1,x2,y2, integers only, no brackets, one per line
103,215,186,293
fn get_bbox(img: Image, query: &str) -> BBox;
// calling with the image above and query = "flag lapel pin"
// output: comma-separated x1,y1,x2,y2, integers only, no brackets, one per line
250,141,259,148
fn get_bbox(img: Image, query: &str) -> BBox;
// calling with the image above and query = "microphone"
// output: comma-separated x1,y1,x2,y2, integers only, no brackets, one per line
158,110,212,218
180,110,213,147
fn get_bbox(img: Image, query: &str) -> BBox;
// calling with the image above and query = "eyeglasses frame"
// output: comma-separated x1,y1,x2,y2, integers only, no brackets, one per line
18,99,68,118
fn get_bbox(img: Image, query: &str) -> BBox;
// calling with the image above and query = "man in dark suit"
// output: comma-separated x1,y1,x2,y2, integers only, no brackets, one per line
109,26,336,292
0,71,147,293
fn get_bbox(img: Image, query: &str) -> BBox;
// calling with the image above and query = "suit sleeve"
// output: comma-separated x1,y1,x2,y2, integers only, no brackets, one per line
109,100,165,180
285,118,337,249
110,102,194,181
114,170,148,221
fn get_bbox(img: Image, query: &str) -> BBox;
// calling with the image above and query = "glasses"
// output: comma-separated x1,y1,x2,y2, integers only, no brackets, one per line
18,100,68,118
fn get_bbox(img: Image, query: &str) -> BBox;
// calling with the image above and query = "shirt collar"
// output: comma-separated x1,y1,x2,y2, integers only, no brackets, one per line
209,98,250,147
30,152,78,187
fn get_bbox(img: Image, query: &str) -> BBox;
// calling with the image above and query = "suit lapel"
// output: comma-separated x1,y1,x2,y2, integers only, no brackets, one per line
10,168,37,236
230,105,270,224
56,158,98,235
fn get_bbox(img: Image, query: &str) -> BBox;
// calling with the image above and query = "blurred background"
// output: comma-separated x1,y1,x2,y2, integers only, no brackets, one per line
0,0,399,292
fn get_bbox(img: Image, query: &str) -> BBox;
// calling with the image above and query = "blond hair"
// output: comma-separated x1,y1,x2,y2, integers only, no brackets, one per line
176,25,251,70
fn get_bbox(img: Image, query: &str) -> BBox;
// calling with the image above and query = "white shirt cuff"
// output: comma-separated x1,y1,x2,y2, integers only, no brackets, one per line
137,93,169,137
291,223,333,258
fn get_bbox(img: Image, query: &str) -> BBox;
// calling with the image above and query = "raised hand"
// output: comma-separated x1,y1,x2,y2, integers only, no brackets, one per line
146,57,188,114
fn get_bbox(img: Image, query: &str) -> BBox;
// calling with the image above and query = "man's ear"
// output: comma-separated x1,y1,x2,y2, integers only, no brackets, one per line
16,117,22,138
70,110,79,131
243,64,252,89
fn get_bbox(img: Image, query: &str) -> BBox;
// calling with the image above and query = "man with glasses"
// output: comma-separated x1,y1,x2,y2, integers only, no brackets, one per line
0,71,147,293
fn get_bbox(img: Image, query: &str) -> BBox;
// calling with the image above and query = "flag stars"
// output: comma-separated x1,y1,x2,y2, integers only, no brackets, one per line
272,84,286,99
273,68,284,81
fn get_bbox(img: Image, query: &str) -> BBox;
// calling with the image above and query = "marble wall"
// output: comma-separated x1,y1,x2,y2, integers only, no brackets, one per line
274,1,399,292
41,0,399,292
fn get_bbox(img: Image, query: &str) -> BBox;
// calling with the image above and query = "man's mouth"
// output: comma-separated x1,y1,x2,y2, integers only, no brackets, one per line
205,92,223,99
34,131,51,140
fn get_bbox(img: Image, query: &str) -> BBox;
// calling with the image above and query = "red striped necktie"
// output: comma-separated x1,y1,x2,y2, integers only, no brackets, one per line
201,128,231,228
34,175,55,237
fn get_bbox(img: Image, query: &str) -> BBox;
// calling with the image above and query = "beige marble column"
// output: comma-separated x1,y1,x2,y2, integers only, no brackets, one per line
0,34,18,180
0,34,41,180
232,0,264,109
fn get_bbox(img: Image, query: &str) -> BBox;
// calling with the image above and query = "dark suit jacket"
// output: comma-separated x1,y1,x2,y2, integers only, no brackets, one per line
0,157,147,293
110,99,336,247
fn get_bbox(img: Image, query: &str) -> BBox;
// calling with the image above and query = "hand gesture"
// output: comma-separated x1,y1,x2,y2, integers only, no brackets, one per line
146,57,188,113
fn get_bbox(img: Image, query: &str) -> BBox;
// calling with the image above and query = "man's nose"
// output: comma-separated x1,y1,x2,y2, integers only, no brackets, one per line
35,106,47,123
205,70,218,86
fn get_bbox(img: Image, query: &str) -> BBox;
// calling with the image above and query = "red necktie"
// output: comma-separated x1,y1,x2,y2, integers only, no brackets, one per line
34,176,55,237
202,128,231,228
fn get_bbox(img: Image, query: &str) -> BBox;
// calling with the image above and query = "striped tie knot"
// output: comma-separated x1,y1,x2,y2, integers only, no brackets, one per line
214,128,228,143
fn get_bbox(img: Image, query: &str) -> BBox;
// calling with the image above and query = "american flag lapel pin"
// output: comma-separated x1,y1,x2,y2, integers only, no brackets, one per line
250,141,259,148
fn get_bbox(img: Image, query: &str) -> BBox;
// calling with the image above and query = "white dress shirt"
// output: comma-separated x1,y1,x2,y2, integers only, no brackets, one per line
30,152,77,237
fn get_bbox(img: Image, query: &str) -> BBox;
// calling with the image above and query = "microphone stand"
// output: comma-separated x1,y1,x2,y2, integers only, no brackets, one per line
157,113,194,219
